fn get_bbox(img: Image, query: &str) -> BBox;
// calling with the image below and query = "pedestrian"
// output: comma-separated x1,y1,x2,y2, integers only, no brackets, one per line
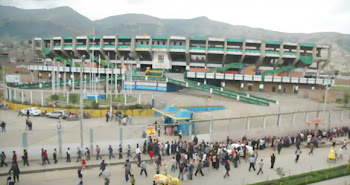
257,159,264,175
53,148,57,164
295,149,302,163
195,160,204,176
130,174,135,185
178,163,184,180
124,164,130,182
66,147,71,162
7,177,14,185
277,142,283,155
26,109,30,118
108,145,115,159
343,139,347,150
171,157,176,172
127,145,132,159
119,144,123,159
77,167,83,181
98,160,106,177
188,162,194,180
41,148,44,164
249,156,256,171
96,145,102,160
76,147,82,162
106,111,109,122
25,118,29,131
8,162,20,182
270,153,276,169
308,142,315,155
140,160,148,177
22,149,29,166
12,151,17,163
104,178,110,185
57,120,61,130
85,147,90,160
149,150,154,164
157,126,161,137
0,151,8,167
1,121,6,133
223,160,230,178
42,150,50,165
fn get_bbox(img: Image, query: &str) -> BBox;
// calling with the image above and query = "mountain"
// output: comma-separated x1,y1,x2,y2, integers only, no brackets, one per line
0,5,349,71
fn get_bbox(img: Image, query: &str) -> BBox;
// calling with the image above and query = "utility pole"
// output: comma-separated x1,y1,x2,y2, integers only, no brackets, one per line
80,55,86,149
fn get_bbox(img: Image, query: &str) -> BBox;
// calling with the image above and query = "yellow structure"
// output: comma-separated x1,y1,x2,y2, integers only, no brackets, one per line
153,174,181,185
145,67,165,77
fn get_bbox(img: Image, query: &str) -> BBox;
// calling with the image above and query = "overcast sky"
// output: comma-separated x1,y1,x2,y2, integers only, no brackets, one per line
1,0,349,34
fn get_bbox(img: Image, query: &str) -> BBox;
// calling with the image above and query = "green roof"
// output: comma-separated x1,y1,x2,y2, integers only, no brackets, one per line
89,36,100,40
189,37,207,41
63,37,73,40
152,36,167,40
266,41,281,45
43,37,51,41
118,36,132,39
227,39,243,42
300,43,314,47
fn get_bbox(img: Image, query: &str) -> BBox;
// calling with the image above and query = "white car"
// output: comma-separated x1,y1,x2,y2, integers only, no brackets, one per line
226,143,254,156
21,107,42,116
46,110,69,119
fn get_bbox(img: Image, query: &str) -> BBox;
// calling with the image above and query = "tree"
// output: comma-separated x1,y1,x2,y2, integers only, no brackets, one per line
50,94,59,101
91,101,99,109
69,94,79,104
344,93,350,107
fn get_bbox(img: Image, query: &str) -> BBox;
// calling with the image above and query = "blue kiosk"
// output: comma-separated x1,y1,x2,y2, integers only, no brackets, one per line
153,106,195,135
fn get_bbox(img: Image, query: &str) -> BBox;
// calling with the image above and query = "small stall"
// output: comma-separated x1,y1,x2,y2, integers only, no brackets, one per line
153,106,194,136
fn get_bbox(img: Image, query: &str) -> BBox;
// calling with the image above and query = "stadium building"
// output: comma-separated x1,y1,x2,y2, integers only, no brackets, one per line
30,35,334,94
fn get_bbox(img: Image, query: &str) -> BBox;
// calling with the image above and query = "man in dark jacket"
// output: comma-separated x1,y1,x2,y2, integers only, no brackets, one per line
0,151,7,167
99,160,106,177
8,162,20,182
23,149,29,166
224,160,230,178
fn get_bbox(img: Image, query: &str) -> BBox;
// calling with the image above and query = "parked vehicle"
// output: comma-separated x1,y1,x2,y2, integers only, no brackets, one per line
66,113,79,121
46,110,69,119
226,143,254,156
20,107,42,116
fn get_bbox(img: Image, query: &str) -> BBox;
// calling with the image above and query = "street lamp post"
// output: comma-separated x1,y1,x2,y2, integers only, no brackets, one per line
324,63,334,130
80,55,86,149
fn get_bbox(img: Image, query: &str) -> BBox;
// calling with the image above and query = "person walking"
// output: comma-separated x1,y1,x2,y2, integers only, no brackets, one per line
1,121,6,133
53,148,58,164
270,153,276,169
57,120,61,130
119,144,123,159
195,160,204,176
149,150,154,164
308,142,315,155
124,164,130,182
127,145,132,159
8,162,20,182
130,174,135,185
66,148,71,162
42,150,50,165
170,157,176,172
96,145,102,160
223,160,230,178
77,167,83,181
76,148,82,162
98,160,106,177
178,163,184,181
277,141,283,155
257,159,264,175
22,149,29,166
104,178,110,185
140,160,148,177
108,145,115,159
26,109,30,118
85,147,90,160
106,111,109,122
0,151,8,167
295,149,302,163
12,151,17,163
249,156,256,171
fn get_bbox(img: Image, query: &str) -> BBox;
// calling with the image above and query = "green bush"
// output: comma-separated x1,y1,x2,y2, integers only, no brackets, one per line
91,101,99,109
50,94,59,101
69,94,79,104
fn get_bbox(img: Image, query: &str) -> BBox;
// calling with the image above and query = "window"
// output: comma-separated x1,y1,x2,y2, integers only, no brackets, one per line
141,41,143,45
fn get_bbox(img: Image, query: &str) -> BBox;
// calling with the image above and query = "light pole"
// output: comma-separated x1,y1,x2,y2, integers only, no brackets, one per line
324,62,334,130
80,55,86,149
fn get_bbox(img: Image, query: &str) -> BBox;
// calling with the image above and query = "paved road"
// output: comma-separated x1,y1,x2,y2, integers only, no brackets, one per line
0,140,348,185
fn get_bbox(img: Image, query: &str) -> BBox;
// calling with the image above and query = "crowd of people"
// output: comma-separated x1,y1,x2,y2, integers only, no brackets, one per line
1,125,349,185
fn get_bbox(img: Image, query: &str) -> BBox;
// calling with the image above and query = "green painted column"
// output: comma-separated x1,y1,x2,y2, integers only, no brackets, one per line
22,132,28,148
